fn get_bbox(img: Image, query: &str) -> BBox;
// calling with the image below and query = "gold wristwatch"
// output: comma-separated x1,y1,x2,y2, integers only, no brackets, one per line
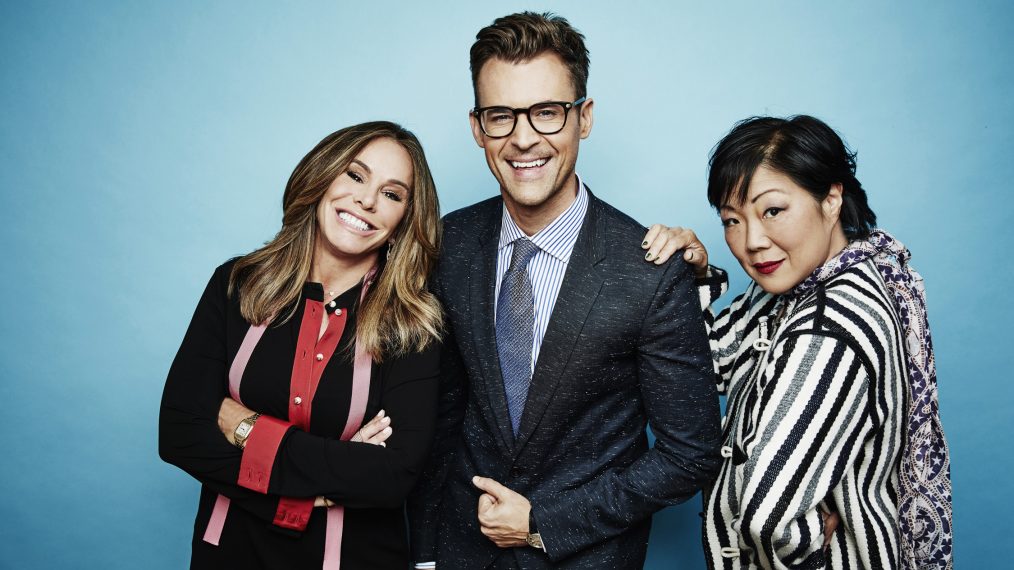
233,413,260,449
526,511,544,550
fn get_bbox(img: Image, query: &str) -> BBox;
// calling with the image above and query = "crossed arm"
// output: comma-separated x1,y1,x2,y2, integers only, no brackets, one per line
159,267,440,533
216,400,392,506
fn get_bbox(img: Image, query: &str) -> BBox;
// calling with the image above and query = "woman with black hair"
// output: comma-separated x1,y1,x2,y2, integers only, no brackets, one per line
643,115,952,569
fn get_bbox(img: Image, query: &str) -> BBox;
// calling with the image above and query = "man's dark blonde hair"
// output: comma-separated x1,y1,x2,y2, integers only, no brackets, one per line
228,121,442,360
469,11,590,106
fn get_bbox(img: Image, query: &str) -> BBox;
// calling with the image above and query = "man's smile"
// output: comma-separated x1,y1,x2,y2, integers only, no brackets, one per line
509,158,548,169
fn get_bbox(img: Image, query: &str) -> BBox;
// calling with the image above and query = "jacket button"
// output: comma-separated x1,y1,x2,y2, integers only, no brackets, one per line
509,467,521,477
721,546,741,558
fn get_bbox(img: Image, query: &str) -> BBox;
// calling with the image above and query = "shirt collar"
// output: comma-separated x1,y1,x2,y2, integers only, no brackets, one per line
498,174,589,263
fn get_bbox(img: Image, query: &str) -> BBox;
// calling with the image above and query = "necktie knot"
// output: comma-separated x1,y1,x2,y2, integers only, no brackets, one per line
508,238,540,271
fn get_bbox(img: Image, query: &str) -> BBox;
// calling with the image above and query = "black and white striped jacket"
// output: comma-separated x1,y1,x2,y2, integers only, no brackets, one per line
699,260,907,569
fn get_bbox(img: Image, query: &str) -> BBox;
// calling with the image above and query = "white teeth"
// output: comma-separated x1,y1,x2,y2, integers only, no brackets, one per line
338,211,371,231
510,158,547,168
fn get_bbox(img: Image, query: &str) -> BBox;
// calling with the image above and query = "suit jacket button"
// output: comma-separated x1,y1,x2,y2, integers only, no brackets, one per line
510,467,521,477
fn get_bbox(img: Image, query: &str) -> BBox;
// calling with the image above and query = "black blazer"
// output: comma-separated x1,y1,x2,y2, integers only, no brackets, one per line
409,190,722,569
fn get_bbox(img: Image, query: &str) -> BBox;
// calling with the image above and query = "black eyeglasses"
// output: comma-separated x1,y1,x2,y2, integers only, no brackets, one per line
472,97,587,138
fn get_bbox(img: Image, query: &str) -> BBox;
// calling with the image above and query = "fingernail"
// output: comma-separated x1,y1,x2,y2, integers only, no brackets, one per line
472,476,480,485
380,442,386,447
382,416,391,424
377,409,385,417
687,251,694,261
645,252,654,261
384,427,392,434
641,240,648,247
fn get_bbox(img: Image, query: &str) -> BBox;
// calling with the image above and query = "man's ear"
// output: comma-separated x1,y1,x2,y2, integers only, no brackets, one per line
578,97,594,139
469,111,485,149
823,183,844,223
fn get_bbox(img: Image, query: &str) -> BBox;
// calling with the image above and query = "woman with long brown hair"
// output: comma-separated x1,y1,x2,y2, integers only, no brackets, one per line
160,121,443,569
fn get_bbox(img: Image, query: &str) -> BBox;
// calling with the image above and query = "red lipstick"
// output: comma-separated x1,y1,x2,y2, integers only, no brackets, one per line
753,260,783,275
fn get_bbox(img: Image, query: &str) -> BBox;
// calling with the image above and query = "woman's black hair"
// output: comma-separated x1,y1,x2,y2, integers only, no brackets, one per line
707,115,877,240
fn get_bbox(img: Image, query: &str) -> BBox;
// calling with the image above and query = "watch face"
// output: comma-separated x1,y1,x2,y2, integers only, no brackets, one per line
236,422,253,438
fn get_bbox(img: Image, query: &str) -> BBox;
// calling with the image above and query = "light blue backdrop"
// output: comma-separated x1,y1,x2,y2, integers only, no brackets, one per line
2,1,1010,568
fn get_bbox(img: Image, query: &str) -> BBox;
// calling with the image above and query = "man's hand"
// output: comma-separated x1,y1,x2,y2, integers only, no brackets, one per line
472,476,530,548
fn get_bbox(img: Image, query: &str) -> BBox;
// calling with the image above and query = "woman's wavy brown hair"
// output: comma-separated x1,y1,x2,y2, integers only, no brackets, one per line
228,121,442,360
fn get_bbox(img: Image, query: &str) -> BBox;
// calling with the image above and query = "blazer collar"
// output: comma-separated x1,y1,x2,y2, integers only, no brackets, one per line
469,200,516,454
511,189,607,455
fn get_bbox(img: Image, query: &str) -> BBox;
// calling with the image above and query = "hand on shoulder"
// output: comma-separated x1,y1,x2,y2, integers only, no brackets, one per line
640,224,709,277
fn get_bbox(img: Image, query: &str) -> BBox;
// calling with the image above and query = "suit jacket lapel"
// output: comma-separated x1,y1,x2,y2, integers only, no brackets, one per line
469,204,516,455
514,193,606,454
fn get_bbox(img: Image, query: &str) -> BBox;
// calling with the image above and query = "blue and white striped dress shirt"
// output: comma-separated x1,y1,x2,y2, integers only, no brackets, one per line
494,175,589,373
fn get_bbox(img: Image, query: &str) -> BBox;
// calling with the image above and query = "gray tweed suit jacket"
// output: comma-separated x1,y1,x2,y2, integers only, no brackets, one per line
408,188,722,569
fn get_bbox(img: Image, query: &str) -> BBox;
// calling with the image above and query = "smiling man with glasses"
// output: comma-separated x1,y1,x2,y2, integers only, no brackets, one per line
408,12,722,570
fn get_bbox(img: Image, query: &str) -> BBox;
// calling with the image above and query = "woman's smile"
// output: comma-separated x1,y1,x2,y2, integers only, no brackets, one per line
336,209,376,233
752,260,784,275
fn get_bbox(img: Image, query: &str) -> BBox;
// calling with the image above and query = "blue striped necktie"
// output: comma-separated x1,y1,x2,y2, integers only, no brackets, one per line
496,237,540,436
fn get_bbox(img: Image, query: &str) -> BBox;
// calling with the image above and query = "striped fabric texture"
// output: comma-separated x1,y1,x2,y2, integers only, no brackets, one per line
699,259,907,569
494,177,588,372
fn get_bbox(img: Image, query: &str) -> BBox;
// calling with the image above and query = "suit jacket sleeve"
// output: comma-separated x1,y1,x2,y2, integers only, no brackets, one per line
533,258,723,561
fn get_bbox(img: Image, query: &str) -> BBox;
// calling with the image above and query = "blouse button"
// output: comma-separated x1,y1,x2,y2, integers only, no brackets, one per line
294,396,302,405
335,308,343,316
329,301,336,308
316,353,324,361
721,445,734,458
